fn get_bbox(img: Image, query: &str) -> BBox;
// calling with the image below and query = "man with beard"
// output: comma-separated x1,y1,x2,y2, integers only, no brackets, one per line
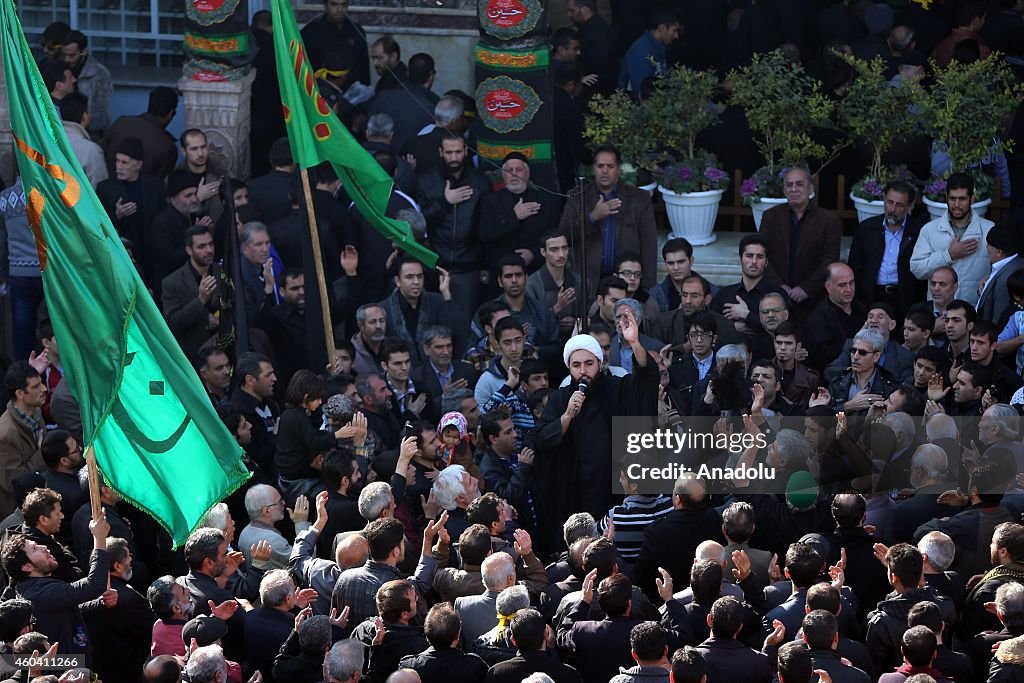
39,431,87,543
479,153,558,282
356,373,400,449
260,269,309,393
17,487,81,583
177,129,225,223
911,172,994,307
95,137,166,284
712,235,786,339
1,507,112,666
352,303,388,376
86,537,157,683
535,308,658,553
151,171,212,298
418,135,491,320
60,30,111,135
161,225,223,362
848,181,926,322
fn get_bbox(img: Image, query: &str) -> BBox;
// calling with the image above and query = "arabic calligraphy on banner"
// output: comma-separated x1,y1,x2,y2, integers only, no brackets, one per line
479,0,542,39
476,75,541,133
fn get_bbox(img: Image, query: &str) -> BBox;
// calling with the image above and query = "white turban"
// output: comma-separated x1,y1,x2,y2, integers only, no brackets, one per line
563,334,604,367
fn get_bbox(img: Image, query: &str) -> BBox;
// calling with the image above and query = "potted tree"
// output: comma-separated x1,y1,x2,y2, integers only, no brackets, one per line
837,54,924,221
920,54,1021,220
729,50,838,229
646,65,728,244
583,90,657,193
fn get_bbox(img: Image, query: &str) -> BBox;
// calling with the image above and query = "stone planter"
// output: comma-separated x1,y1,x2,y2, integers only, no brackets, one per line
750,197,787,231
850,192,886,223
922,196,992,221
658,186,725,245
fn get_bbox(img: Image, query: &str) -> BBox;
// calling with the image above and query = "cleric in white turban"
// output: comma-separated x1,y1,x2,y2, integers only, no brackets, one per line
533,308,660,554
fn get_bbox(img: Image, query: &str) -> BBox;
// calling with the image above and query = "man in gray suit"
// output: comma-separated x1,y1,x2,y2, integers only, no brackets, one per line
977,221,1024,329
454,551,516,643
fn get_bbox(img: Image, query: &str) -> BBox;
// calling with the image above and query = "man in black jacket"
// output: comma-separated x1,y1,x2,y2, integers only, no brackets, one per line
634,475,725,602
399,602,489,682
17,487,80,584
230,352,280,479
479,153,559,282
300,0,369,83
85,537,156,683
847,181,926,323
2,504,111,667
802,610,871,683
161,225,222,363
95,136,165,284
416,135,491,321
150,170,210,299
486,608,582,683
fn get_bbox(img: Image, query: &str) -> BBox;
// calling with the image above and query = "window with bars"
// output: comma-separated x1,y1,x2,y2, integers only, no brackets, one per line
18,0,184,69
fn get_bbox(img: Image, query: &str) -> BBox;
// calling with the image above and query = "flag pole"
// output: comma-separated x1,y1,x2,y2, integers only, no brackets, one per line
85,445,102,520
299,167,337,368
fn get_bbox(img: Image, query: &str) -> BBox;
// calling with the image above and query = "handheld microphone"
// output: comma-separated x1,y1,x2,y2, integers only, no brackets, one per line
578,377,590,395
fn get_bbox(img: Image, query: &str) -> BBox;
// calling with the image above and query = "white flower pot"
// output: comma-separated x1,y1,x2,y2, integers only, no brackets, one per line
639,181,658,197
750,197,787,231
658,186,724,245
922,196,992,221
850,192,886,223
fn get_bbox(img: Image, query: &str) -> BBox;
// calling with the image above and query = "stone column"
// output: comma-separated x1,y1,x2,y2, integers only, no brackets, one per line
177,70,257,180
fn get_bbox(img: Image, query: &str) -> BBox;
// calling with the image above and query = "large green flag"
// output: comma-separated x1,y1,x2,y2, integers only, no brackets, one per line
0,0,250,548
270,0,438,268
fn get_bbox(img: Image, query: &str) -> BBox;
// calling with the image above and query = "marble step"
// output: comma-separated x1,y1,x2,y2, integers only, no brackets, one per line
656,229,854,287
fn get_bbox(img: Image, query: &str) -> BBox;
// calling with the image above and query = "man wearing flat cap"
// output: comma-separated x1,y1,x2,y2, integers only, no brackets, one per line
479,153,559,284
95,136,166,282
149,170,212,299
976,219,1024,329
534,308,659,555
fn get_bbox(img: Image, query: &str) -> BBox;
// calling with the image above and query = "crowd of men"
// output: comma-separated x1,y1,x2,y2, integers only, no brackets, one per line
0,1,1023,682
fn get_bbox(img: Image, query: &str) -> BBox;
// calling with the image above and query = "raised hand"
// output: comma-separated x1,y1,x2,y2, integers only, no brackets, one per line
655,567,674,603
517,447,535,466
731,549,751,582
340,245,359,277
288,495,310,524
329,605,351,630
872,542,889,567
764,619,786,647
294,606,312,630
295,588,319,608
581,568,598,604
210,598,239,621
808,388,831,408
513,528,533,556
928,372,951,402
438,266,452,300
251,539,273,564
198,274,217,304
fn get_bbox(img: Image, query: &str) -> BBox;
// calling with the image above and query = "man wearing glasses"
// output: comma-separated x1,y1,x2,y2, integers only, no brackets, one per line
39,430,87,545
825,328,899,415
612,252,662,321
667,310,718,415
